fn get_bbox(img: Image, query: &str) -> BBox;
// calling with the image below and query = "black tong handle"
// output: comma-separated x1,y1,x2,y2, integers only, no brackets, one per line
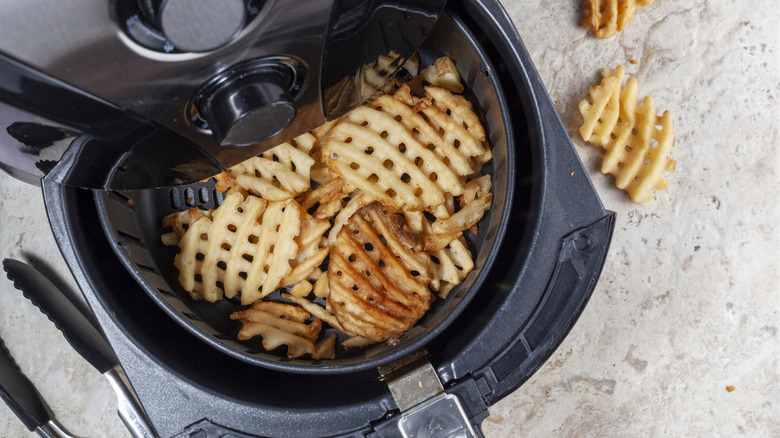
0,336,51,431
2,259,117,373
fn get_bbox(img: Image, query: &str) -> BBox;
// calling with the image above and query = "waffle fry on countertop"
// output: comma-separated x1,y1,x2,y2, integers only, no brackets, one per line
581,0,656,39
579,65,675,203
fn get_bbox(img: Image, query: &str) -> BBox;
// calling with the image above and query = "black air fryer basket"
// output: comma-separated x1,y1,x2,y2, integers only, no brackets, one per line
44,1,615,436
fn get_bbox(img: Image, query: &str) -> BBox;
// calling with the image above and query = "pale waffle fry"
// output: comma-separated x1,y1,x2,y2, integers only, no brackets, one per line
297,177,351,220
230,301,334,359
279,210,330,288
237,199,301,304
227,133,316,201
328,202,432,342
431,192,492,234
161,207,212,246
420,86,491,165
376,92,474,176
173,192,308,303
328,191,372,248
282,292,344,332
582,0,655,39
579,65,675,203
323,103,461,212
322,85,490,214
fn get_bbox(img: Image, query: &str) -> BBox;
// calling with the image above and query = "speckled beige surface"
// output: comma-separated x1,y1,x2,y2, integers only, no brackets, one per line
0,0,778,437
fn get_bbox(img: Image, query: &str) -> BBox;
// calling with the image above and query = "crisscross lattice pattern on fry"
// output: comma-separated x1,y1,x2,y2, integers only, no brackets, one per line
322,86,490,214
582,0,655,39
161,207,212,246
227,133,316,201
230,301,335,359
579,65,675,203
174,193,308,303
329,202,432,342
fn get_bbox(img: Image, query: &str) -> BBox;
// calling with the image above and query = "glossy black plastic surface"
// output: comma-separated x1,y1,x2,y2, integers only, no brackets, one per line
198,61,297,147
0,53,223,190
0,0,445,186
321,0,447,119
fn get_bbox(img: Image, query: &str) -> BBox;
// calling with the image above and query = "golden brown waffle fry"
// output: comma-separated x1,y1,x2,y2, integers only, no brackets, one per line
582,0,655,39
329,202,432,342
227,133,316,201
230,301,332,359
421,56,464,94
579,65,675,203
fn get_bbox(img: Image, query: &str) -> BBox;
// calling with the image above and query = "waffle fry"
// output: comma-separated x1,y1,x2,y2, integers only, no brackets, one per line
227,133,316,201
431,193,492,234
279,210,330,288
173,193,304,303
161,207,212,246
328,202,432,342
322,84,491,215
582,0,655,39
323,104,460,212
421,56,464,94
378,91,474,176
429,237,474,299
421,86,491,165
579,65,675,203
230,301,334,359
282,292,344,332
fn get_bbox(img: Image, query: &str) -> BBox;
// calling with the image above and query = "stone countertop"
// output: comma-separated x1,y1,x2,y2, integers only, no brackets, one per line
0,0,778,436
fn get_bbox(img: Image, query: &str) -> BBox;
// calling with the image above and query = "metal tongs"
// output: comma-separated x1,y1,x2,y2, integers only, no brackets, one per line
0,332,78,438
1,259,156,437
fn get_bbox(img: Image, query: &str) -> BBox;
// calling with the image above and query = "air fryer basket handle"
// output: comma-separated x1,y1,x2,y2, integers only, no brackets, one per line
475,69,618,402
447,28,617,405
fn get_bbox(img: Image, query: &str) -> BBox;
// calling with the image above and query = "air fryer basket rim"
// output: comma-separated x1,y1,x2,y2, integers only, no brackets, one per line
93,10,519,375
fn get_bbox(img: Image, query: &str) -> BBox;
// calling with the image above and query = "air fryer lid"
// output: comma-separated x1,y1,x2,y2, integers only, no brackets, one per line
0,1,446,191
44,0,615,436
95,10,515,375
